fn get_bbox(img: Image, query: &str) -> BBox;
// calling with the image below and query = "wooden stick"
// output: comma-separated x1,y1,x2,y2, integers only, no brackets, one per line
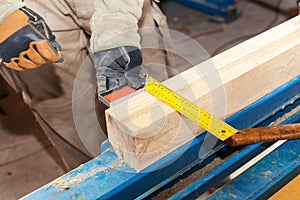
225,124,300,146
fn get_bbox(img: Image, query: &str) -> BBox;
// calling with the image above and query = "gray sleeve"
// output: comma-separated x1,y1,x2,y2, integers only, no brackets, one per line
90,0,144,53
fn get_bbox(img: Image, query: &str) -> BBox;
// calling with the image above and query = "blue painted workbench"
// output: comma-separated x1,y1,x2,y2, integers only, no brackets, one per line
172,0,238,22
22,75,300,200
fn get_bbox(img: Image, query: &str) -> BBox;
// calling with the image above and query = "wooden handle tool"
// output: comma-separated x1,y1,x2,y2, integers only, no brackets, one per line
225,123,300,146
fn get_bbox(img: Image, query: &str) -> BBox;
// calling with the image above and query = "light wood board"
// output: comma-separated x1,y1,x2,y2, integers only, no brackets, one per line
106,16,300,171
270,175,300,200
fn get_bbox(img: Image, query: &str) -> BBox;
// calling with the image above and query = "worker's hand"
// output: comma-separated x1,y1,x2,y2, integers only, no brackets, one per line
0,7,63,71
93,46,145,99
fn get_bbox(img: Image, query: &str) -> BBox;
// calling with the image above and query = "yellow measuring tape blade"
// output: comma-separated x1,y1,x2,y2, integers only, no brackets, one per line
145,76,238,141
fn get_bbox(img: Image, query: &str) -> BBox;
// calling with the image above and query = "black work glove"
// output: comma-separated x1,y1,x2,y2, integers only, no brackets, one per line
0,7,63,71
93,46,145,99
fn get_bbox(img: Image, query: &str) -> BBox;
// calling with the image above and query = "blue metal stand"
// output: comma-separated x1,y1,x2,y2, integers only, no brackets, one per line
172,0,238,22
171,110,300,200
206,140,300,200
22,75,300,200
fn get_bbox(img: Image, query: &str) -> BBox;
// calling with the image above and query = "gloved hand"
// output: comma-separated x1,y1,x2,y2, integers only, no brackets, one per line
0,7,63,71
93,46,145,99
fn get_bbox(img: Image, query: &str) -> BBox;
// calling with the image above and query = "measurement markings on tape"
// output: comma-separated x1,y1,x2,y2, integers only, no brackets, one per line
145,76,238,141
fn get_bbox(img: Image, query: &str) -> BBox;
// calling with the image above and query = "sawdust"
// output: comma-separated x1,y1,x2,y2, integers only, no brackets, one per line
48,159,125,190
152,157,223,200
228,192,238,199
270,104,300,126
261,170,273,176
49,165,108,190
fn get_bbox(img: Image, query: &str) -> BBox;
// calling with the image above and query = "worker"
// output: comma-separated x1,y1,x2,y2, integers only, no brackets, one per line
0,0,187,170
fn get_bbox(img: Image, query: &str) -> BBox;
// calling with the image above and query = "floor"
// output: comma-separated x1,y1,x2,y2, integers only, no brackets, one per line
0,85,66,200
0,0,298,199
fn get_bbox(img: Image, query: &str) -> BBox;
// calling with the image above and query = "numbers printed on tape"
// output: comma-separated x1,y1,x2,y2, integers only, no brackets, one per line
145,76,238,141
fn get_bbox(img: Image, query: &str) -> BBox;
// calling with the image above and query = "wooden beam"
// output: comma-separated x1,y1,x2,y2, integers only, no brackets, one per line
106,16,300,171
269,175,300,200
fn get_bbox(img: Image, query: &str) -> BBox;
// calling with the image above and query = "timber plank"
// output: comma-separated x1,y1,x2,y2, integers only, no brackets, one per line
106,16,300,171
270,175,300,200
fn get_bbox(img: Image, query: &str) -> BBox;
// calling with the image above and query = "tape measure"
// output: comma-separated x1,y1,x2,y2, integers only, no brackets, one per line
145,76,238,141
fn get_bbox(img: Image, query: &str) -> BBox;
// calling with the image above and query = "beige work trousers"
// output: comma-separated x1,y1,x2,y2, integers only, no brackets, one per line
0,0,189,170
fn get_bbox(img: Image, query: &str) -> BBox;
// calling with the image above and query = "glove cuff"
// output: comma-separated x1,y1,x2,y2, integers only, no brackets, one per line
0,9,29,43
123,46,142,71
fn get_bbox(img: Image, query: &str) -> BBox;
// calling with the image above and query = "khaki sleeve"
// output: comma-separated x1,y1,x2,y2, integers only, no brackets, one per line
0,0,25,24
90,0,144,53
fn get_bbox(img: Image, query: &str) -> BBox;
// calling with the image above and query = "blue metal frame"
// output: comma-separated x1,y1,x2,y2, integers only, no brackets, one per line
171,111,300,200
206,109,300,200
207,139,300,200
22,75,300,200
172,0,237,21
